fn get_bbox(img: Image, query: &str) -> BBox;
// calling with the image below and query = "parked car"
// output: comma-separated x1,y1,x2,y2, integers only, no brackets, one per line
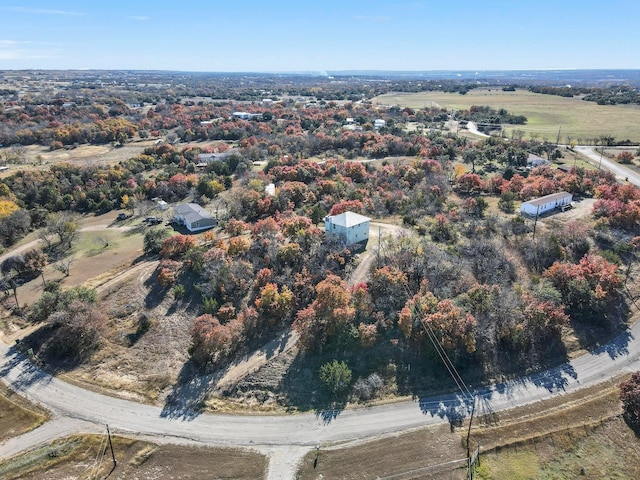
117,212,127,220
144,216,163,225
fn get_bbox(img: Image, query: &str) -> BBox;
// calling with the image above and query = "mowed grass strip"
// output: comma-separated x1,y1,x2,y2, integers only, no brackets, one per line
0,383,48,443
373,89,640,143
0,434,268,480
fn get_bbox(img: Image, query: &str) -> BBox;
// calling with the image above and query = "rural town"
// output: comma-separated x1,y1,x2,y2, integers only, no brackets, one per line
2,1,640,479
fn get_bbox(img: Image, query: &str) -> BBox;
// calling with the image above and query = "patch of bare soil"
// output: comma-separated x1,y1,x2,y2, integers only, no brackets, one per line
0,435,267,480
0,139,158,171
297,423,467,480
64,270,195,403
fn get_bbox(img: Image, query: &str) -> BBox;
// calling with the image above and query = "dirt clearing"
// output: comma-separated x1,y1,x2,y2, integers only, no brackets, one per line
0,434,268,480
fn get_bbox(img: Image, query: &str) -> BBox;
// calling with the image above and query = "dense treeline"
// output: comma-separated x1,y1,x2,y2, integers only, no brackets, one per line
530,85,640,105
460,105,527,126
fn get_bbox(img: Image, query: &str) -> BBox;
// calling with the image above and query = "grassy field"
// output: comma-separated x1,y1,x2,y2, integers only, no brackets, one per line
373,89,640,143
0,434,268,480
0,383,48,443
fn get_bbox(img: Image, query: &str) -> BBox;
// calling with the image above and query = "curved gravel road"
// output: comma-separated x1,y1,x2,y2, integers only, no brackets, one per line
2,315,640,478
575,145,640,186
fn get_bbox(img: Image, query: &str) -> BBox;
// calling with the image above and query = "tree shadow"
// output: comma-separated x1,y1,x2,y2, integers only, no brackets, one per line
590,329,633,359
0,343,54,391
314,403,346,425
160,360,221,421
416,392,473,429
143,268,168,309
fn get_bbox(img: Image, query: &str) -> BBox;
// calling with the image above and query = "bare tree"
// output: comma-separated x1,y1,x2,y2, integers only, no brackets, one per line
54,257,76,277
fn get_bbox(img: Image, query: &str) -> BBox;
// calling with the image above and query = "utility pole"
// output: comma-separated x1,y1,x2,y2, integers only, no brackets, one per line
376,226,381,267
106,424,117,469
466,396,479,480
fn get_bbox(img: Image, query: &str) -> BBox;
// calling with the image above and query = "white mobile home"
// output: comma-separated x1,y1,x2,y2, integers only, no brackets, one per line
324,211,370,245
173,203,217,232
520,191,573,216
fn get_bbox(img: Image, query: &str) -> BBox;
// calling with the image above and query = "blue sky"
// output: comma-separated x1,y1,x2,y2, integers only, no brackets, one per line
1,0,638,72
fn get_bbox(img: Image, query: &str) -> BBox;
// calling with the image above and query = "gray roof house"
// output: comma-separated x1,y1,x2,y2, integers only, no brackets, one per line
324,211,371,245
173,203,217,232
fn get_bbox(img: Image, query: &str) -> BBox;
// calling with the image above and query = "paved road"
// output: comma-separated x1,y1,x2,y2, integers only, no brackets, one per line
2,313,640,477
575,146,640,186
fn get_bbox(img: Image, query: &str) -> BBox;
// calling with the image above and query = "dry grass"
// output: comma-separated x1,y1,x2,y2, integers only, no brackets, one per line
296,377,634,479
0,434,268,480
297,424,467,480
0,383,48,443
373,89,640,143
0,139,159,175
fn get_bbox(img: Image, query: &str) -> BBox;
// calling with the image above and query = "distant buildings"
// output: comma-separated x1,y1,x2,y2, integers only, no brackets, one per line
324,211,371,245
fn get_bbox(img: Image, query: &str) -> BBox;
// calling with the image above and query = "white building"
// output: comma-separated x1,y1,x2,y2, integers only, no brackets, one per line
173,203,217,232
520,191,573,216
324,211,370,245
373,119,386,129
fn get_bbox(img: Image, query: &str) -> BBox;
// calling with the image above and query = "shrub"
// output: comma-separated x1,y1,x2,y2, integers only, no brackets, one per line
319,360,352,394
352,373,384,401
620,372,640,432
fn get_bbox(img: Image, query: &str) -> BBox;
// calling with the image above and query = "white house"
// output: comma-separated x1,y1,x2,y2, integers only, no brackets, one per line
197,151,235,163
520,191,573,216
324,211,370,245
527,153,550,169
373,119,386,129
232,111,251,120
173,203,217,232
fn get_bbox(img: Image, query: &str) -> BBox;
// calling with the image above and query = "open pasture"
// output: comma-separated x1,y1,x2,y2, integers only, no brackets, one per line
374,89,640,143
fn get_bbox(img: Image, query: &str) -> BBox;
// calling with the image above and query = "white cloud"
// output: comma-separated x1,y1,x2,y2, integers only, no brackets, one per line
0,41,61,61
127,15,149,21
1,6,86,16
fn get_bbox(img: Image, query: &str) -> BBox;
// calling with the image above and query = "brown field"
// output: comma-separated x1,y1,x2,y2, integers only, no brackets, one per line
0,383,48,443
297,424,468,480
0,435,268,480
373,89,640,143
299,376,637,480
0,138,159,176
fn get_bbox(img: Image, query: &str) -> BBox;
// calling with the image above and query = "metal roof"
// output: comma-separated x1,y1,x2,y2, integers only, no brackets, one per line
174,203,213,224
327,211,371,228
523,191,572,207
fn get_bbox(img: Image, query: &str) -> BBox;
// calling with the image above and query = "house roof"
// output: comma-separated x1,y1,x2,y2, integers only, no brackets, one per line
327,211,371,228
523,191,572,207
174,203,213,224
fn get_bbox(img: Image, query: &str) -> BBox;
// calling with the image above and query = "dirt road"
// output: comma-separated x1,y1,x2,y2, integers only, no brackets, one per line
3,307,640,478
349,222,410,286
576,146,640,186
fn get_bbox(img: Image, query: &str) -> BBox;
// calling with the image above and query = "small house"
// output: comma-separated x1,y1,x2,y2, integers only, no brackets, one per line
232,111,251,120
173,203,217,232
324,211,370,245
520,192,573,216
373,119,386,129
527,154,550,169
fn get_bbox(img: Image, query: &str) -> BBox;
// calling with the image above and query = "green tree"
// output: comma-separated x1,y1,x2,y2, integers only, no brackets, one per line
319,360,352,394
143,228,171,255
